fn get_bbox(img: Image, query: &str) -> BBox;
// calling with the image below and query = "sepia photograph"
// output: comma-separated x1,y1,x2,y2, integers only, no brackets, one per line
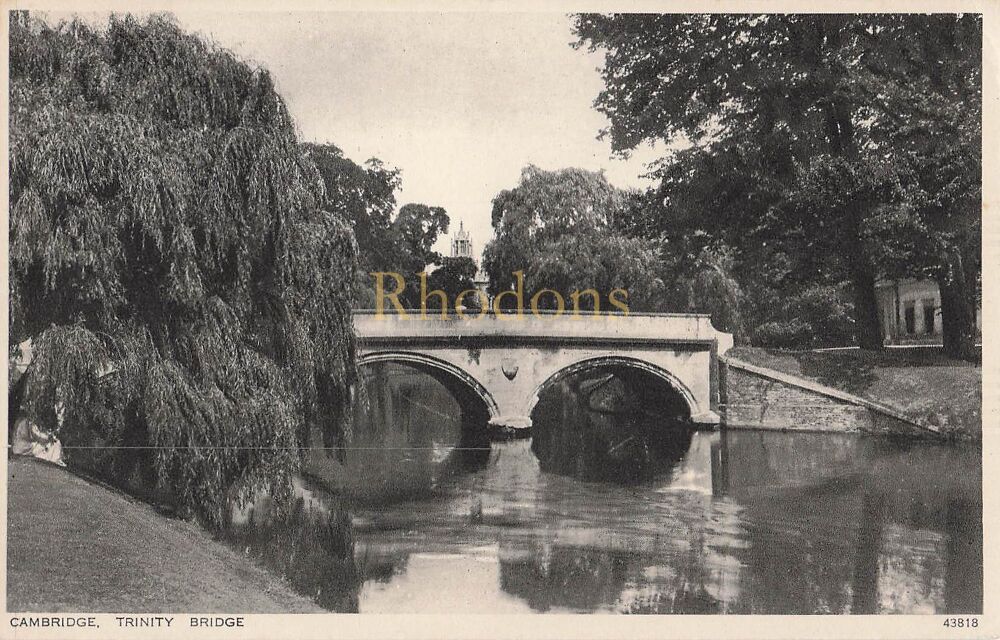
2,3,990,637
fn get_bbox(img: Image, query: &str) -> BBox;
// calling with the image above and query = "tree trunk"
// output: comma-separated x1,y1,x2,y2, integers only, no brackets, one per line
938,248,978,361
848,255,884,351
824,98,884,351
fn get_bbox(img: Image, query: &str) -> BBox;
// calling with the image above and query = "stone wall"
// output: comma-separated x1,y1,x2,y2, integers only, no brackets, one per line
720,358,935,437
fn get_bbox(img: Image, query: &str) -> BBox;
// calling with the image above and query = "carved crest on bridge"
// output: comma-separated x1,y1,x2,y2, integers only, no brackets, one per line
501,358,519,380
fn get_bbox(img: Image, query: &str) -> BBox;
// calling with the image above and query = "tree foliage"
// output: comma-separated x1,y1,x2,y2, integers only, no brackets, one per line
304,143,451,308
483,165,744,333
483,166,666,313
573,14,981,357
427,257,481,310
9,12,358,527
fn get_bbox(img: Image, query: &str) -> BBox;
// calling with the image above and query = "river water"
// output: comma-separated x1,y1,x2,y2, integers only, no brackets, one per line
240,362,982,614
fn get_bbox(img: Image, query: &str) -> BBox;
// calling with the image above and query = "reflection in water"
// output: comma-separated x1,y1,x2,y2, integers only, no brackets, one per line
499,544,636,613
238,363,982,615
531,367,693,483
306,362,491,505
226,481,360,612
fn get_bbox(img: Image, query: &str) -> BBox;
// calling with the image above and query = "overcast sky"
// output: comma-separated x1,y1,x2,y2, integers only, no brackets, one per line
52,11,662,257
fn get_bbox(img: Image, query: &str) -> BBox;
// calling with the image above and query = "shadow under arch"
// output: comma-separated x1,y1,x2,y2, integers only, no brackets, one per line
356,351,499,422
525,355,698,422
527,355,696,484
325,352,496,503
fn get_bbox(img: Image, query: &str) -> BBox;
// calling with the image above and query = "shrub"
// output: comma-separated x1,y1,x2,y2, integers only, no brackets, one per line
750,284,856,348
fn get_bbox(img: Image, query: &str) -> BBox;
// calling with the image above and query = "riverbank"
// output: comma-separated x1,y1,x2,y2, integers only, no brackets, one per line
727,346,982,440
7,457,323,613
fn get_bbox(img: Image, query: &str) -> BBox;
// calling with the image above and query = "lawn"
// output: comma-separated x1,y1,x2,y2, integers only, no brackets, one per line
7,457,323,613
726,346,983,440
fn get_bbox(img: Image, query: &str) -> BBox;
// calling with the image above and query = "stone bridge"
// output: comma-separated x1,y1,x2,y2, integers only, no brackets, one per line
353,310,734,435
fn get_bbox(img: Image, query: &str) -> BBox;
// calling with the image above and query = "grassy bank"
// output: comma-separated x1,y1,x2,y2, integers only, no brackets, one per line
7,457,322,613
726,346,982,440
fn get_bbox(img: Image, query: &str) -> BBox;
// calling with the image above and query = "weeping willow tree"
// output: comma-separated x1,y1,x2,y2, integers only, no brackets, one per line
8,12,357,528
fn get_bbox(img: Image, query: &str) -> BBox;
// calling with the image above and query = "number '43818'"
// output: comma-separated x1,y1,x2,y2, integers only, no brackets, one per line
943,617,978,628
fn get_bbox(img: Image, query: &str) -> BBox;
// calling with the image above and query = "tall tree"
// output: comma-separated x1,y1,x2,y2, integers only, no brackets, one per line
303,144,452,308
302,143,401,276
393,203,450,274
483,165,666,313
389,203,451,308
573,14,981,356
862,16,982,359
8,12,357,526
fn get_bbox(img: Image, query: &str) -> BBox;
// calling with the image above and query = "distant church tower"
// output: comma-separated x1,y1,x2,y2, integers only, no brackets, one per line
451,221,474,259
448,221,491,305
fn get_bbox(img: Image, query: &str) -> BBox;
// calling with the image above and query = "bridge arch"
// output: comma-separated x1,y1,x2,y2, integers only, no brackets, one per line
524,355,699,423
356,351,500,422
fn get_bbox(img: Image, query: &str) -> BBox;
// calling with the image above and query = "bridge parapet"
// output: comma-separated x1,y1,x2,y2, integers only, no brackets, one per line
354,310,733,351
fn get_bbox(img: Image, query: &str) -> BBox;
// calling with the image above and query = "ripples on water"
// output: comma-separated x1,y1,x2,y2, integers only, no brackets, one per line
234,362,982,615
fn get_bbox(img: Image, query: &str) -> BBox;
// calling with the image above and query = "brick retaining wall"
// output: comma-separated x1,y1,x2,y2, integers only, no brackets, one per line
719,358,938,438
